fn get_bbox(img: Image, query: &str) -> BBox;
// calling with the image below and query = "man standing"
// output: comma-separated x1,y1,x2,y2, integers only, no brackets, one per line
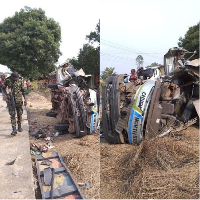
2,72,27,135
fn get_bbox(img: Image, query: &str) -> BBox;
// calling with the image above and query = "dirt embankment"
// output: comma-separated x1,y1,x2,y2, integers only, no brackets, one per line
100,126,199,199
26,91,100,199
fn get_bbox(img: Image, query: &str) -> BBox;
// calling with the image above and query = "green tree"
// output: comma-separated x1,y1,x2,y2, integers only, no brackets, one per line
0,6,61,78
86,20,100,44
69,21,99,75
178,23,199,59
146,62,161,68
136,55,144,69
100,67,115,80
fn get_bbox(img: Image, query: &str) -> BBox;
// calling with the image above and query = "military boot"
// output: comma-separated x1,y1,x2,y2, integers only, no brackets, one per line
18,124,23,132
11,126,17,136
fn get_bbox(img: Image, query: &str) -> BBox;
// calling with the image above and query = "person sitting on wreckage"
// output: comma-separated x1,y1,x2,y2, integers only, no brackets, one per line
2,72,27,136
137,67,151,80
129,69,138,83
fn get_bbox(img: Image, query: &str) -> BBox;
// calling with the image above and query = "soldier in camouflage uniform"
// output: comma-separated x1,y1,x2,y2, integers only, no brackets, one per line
2,72,27,135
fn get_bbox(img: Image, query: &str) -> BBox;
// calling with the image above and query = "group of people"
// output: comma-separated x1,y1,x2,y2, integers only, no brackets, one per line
129,67,151,84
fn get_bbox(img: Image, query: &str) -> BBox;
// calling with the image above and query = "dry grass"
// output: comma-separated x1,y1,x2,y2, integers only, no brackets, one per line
100,127,199,199
27,91,100,199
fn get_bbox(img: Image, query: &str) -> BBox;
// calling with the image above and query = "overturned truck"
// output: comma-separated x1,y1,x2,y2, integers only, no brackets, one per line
102,47,199,144
46,62,100,137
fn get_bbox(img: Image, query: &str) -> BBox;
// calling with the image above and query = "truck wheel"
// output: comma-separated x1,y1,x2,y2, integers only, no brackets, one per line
46,112,57,117
47,84,58,89
69,85,87,138
106,76,114,84
102,75,127,144
102,76,121,144
54,123,69,131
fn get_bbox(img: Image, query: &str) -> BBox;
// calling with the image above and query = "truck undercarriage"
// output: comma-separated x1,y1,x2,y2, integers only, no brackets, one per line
46,62,99,137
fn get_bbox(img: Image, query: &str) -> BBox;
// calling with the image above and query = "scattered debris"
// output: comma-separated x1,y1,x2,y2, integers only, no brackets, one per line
78,182,91,188
53,132,60,137
13,191,21,193
30,143,40,151
44,137,51,141
41,160,52,166
78,183,85,186
30,150,41,155
35,130,47,139
45,142,54,149
6,157,17,165
35,152,85,199
39,144,48,153
100,133,105,138
30,142,49,154
85,182,91,188
30,125,53,140
12,170,19,178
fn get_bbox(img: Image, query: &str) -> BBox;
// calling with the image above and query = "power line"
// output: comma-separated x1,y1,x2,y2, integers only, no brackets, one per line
101,56,135,65
101,50,163,59
100,39,164,66
101,45,163,59
101,39,165,54
101,52,136,62
101,54,158,66
101,39,165,56
101,52,163,65
101,44,163,59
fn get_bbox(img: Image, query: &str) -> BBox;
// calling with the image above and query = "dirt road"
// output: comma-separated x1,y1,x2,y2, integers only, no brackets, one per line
27,91,100,199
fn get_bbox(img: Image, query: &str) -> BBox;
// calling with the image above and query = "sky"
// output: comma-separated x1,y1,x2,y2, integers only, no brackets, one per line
100,0,200,75
0,0,199,75
0,0,100,72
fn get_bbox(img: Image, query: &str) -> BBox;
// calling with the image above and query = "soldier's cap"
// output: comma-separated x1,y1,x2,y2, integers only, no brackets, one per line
11,72,19,80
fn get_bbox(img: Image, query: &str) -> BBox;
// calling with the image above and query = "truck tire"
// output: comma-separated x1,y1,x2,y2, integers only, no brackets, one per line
69,85,87,138
47,84,58,89
106,76,114,84
46,112,57,117
102,76,122,144
54,123,69,131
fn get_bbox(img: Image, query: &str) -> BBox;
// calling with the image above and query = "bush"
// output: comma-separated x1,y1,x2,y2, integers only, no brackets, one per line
30,81,38,91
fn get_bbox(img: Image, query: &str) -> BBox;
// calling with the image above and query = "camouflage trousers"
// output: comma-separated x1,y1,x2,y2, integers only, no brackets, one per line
8,102,23,127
